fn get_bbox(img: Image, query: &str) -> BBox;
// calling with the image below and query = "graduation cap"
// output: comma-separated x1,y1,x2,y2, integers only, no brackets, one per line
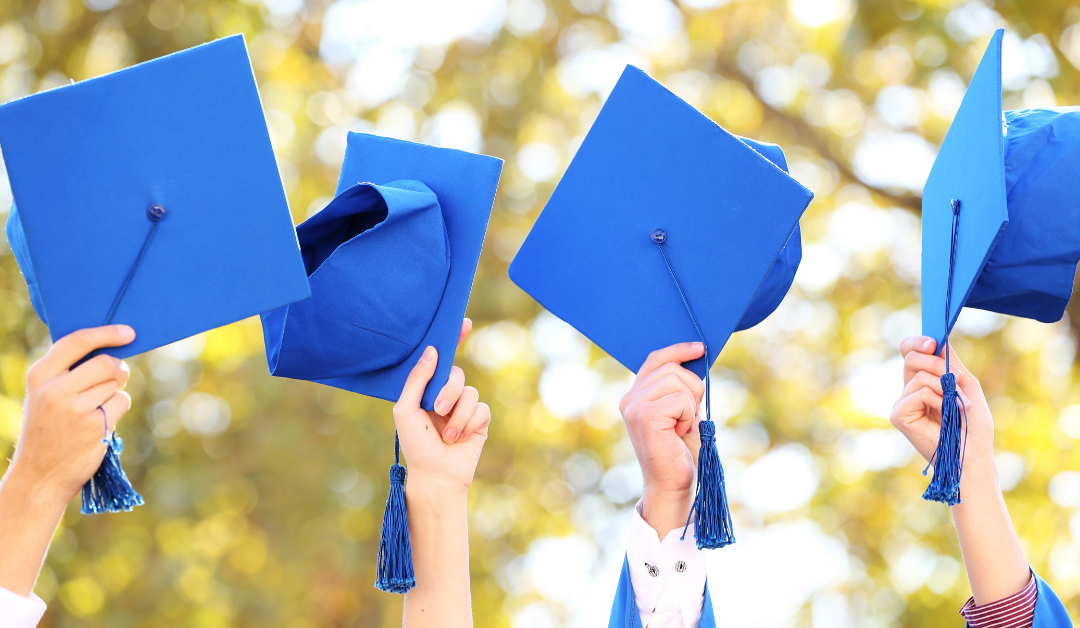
509,66,813,549
260,132,502,592
920,28,1080,505
1,35,311,513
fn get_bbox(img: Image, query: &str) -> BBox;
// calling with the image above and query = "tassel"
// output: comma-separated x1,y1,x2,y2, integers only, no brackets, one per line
79,203,164,515
375,433,415,593
922,198,968,506
81,430,144,514
651,228,737,550
922,372,967,505
687,420,735,549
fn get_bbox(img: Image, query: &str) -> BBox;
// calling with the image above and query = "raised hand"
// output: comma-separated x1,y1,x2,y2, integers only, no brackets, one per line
892,336,994,470
0,325,135,597
619,342,706,536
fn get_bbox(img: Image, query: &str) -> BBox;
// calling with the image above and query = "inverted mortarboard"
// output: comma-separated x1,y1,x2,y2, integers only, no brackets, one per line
509,66,813,549
1,35,310,513
920,28,1080,505
260,132,502,592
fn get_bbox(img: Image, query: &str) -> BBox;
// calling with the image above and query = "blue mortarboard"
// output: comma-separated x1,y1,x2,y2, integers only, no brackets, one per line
2,35,310,357
261,133,502,409
0,35,311,515
920,28,1080,505
509,66,813,549
259,133,502,594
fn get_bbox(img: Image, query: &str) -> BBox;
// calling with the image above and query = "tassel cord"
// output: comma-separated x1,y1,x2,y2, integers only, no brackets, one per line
650,231,734,549
922,200,969,505
80,206,163,514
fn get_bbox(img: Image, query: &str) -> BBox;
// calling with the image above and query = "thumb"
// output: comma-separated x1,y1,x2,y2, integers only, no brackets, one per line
396,346,438,412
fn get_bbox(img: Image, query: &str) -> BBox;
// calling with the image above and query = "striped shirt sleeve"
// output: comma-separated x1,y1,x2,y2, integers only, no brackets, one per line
958,572,1038,628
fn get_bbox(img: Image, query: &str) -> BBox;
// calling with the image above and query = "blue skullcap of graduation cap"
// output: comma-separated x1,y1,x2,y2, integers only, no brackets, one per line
510,66,813,551
0,35,310,515
732,139,803,332
920,29,1080,506
964,107,1080,321
262,179,450,380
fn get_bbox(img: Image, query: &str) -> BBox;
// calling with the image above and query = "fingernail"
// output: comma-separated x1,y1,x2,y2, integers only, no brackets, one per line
921,339,932,351
435,399,450,415
443,428,457,443
420,346,435,364
117,325,135,340
120,361,130,374
692,342,703,351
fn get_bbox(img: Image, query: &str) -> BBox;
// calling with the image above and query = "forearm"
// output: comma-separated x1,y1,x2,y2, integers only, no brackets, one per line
952,458,1030,605
0,465,67,597
402,477,471,628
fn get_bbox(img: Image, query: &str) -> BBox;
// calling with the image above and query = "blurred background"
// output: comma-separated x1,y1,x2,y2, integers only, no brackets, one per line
0,0,1079,625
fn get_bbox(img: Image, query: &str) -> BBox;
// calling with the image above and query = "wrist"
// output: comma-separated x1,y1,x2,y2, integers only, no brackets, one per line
641,486,694,539
2,463,72,517
405,471,469,503
952,454,1001,512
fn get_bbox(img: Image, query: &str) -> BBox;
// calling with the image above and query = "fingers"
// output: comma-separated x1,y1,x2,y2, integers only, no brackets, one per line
434,366,465,416
396,346,438,412
903,351,960,387
644,391,698,429
891,386,943,429
459,402,491,441
901,370,945,399
442,386,479,443
637,362,705,406
458,318,473,348
640,373,699,419
32,325,135,382
899,336,936,358
99,391,132,432
75,379,121,414
61,354,128,393
637,342,705,381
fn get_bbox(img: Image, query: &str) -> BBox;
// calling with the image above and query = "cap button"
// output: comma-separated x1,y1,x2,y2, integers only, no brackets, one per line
650,228,667,244
147,203,167,222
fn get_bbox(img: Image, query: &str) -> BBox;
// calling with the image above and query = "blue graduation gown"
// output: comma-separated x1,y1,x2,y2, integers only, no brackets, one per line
1026,570,1072,627
608,556,716,628
608,559,1070,628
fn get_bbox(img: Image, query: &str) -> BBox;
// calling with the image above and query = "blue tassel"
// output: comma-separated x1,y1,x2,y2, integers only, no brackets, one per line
922,198,968,506
683,420,735,549
922,372,967,505
81,431,144,514
652,228,736,550
375,434,415,594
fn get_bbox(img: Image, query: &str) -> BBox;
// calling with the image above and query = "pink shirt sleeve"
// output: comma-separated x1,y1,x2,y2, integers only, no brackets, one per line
958,572,1038,628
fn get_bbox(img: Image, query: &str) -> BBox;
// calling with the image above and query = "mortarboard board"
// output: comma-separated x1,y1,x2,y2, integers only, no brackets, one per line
509,66,813,549
1,35,311,513
259,132,503,593
920,28,1080,505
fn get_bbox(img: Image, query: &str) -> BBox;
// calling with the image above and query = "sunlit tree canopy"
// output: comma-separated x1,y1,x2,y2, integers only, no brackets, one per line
0,0,1078,625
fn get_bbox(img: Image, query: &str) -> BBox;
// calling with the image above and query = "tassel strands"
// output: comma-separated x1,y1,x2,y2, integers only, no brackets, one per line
81,407,144,514
375,432,415,593
922,199,969,506
651,229,735,550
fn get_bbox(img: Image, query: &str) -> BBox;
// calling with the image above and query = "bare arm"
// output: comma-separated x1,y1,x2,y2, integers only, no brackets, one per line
892,337,1029,604
0,325,135,597
393,320,489,628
